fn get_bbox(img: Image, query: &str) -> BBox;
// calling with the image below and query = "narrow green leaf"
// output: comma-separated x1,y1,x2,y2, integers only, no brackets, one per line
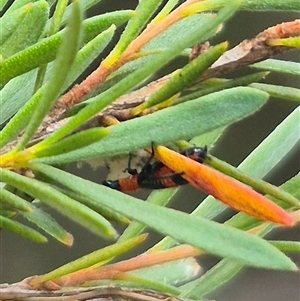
0,168,119,239
21,203,74,245
119,189,179,242
0,187,32,212
132,258,200,287
250,83,300,102
192,107,300,220
60,188,130,225
0,214,47,243
0,11,132,89
48,0,68,35
102,274,180,296
198,0,299,10
36,234,147,282
36,87,268,164
269,241,300,253
34,0,69,90
14,0,82,151
144,13,216,52
106,0,164,61
236,108,300,177
0,4,28,44
119,128,225,243
86,13,216,99
183,226,278,297
179,175,300,297
57,0,105,26
0,0,9,11
0,25,115,144
0,1,49,58
34,128,110,158
180,258,244,298
154,0,179,21
5,0,40,12
190,127,226,149
63,24,116,89
147,108,300,251
0,81,45,147
70,10,134,41
252,59,300,76
178,72,269,104
0,209,15,218
30,163,297,271
34,3,238,151
134,42,228,113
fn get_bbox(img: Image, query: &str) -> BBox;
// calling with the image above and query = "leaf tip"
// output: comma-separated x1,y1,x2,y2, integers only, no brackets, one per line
63,233,74,246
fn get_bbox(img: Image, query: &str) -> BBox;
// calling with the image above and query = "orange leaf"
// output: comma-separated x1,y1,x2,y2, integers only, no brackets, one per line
154,145,294,226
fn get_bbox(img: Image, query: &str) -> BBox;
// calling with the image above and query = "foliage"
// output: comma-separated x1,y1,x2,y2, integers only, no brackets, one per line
0,0,299,300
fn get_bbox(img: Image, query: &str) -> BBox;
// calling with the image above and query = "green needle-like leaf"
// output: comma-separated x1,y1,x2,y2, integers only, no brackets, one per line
178,172,299,297
0,25,115,146
29,163,297,271
134,42,228,113
191,107,300,221
269,241,300,253
252,59,300,76
152,107,299,251
118,189,179,242
14,0,82,151
251,83,300,102
21,204,74,245
32,3,238,151
0,188,32,212
0,4,29,44
119,128,226,243
178,72,269,104
36,87,268,164
105,0,164,62
197,0,299,10
180,173,300,298
0,1,49,58
48,0,68,35
59,187,130,225
0,10,132,89
34,128,110,158
57,0,106,26
0,168,119,239
36,234,147,283
132,257,199,287
0,0,9,11
0,214,47,243
154,0,179,21
180,258,244,298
